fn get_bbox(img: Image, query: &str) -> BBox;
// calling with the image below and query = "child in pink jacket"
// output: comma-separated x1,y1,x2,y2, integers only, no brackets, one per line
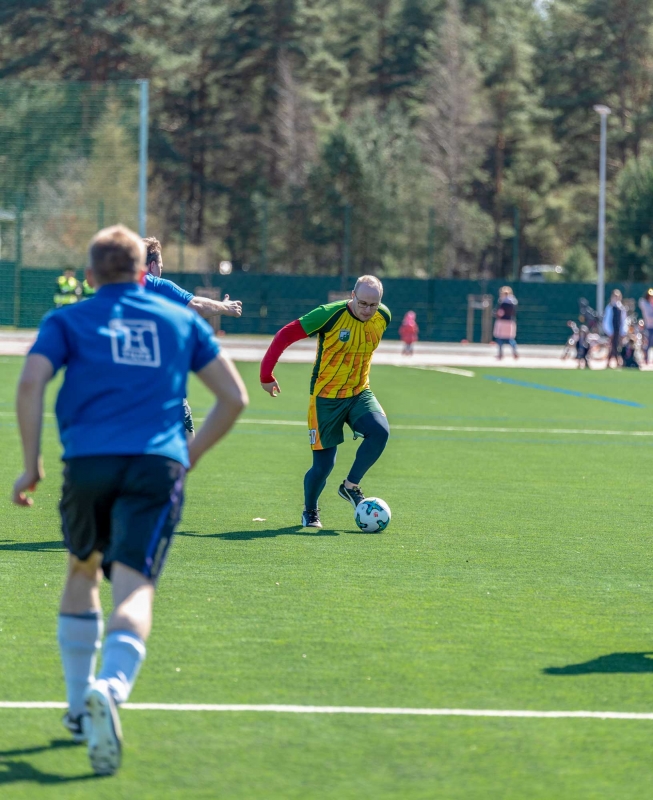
399,311,419,355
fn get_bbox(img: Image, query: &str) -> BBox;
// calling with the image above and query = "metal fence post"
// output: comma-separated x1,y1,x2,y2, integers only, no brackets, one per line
594,104,611,316
259,197,268,272
427,207,436,277
138,79,149,237
179,200,185,271
13,196,23,327
341,203,351,290
512,207,520,281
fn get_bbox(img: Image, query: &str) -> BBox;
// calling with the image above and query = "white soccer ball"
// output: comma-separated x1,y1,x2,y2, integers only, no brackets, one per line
354,497,391,533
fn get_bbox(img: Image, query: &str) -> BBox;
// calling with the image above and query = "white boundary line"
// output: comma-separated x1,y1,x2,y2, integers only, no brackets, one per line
2,411,652,438
1,702,653,719
411,366,475,378
232,419,653,437
390,425,653,437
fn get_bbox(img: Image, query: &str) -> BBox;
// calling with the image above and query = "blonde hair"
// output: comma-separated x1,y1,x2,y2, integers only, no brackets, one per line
89,225,145,284
500,285,513,297
354,275,383,296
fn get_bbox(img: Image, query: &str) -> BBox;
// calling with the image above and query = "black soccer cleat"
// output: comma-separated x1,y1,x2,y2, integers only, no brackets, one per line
302,507,322,528
338,482,365,510
62,711,90,744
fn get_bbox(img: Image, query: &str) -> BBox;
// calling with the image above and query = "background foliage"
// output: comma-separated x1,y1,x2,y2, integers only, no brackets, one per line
1,0,652,279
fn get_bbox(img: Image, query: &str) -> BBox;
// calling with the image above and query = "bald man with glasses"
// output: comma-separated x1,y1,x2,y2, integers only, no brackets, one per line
260,276,391,529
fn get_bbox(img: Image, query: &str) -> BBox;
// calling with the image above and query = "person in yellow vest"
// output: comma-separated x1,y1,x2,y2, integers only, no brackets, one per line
82,278,96,299
54,269,82,308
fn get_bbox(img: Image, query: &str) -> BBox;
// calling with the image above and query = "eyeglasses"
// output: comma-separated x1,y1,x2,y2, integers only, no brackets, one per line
354,294,380,310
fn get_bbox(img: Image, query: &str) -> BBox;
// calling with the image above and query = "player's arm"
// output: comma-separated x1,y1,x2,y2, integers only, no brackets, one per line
187,294,243,319
260,320,309,396
187,353,249,468
13,354,54,505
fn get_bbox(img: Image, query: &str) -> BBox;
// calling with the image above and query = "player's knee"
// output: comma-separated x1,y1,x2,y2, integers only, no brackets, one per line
369,415,390,446
68,551,103,580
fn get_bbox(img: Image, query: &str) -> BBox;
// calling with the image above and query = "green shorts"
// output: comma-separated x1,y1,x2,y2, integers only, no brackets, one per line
307,389,385,450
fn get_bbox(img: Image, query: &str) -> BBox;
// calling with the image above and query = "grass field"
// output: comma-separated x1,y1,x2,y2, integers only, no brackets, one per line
2,355,653,798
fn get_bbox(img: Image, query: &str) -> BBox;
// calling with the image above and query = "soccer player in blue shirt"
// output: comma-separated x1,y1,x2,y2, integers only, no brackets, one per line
12,225,248,776
143,236,242,437
143,236,242,319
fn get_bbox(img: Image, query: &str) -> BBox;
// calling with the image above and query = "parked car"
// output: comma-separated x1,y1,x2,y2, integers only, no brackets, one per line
520,264,564,282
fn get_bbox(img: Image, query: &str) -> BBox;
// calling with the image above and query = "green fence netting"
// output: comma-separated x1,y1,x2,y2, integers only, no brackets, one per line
0,264,646,346
0,80,141,286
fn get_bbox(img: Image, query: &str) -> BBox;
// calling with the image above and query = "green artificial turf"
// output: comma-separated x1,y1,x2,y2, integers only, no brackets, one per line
2,357,653,797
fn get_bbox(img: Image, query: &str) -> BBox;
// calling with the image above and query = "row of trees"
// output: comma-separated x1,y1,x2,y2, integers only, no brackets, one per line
1,0,653,280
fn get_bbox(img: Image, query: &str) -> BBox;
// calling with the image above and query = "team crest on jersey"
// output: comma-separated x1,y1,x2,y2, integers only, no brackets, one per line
108,319,161,367
339,329,351,342
309,429,317,445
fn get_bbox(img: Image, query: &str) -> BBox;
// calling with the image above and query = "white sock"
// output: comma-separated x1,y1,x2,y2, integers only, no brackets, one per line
57,612,103,718
97,630,146,704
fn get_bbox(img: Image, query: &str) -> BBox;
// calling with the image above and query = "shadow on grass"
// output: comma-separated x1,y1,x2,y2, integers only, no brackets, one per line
177,527,342,541
0,739,98,785
0,539,63,552
544,652,653,675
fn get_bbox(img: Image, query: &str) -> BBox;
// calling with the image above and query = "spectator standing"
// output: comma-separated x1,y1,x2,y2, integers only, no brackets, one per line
54,269,82,308
602,289,628,368
638,289,653,363
493,286,518,360
399,311,419,355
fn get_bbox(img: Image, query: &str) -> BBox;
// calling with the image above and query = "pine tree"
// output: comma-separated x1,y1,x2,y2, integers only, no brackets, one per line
420,0,492,276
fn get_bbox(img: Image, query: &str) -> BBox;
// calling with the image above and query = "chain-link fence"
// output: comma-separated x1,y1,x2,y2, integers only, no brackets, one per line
0,81,141,270
0,80,143,325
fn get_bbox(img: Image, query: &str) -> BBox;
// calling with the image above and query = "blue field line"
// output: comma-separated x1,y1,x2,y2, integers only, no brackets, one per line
484,376,645,408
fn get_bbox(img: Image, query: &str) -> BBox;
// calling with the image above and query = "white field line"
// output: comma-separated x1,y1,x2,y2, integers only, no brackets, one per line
0,411,55,418
411,366,475,378
2,410,651,438
2,702,653,720
390,425,653,437
230,419,653,437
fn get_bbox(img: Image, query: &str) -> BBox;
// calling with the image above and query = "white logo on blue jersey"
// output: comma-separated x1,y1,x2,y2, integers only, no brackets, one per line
109,319,161,367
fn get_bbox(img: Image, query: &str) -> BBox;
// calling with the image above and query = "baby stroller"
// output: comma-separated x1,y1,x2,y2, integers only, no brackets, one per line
621,335,640,369
578,298,601,332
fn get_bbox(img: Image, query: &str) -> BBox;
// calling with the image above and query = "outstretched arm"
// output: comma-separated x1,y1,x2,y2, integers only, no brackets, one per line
260,319,308,396
13,354,54,505
187,294,242,319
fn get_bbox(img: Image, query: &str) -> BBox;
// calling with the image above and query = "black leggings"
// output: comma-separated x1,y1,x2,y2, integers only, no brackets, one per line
610,332,621,361
303,412,390,510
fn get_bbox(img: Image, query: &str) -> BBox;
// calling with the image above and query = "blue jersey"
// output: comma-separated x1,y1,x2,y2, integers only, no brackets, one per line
29,283,219,467
144,274,193,306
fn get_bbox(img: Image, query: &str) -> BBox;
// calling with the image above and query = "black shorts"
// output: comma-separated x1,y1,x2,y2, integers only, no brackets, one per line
60,455,186,582
183,399,194,434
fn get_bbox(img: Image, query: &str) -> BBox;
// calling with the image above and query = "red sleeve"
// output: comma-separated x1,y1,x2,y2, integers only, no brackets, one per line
260,319,308,383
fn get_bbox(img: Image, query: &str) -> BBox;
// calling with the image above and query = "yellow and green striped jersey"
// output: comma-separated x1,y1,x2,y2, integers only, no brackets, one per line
299,300,391,398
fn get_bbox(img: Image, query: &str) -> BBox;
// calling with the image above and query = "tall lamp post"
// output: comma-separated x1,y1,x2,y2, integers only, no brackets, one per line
593,104,611,316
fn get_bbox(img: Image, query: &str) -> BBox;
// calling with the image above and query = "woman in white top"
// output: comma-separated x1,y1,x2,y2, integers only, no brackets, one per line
603,289,628,368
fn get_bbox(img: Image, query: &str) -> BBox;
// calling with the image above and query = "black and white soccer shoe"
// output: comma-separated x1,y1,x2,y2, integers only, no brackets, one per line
338,482,365,510
85,679,123,776
62,711,90,744
301,507,322,528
